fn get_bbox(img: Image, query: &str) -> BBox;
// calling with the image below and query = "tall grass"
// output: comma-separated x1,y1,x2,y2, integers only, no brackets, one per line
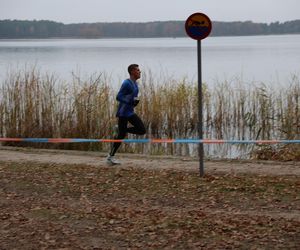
0,68,299,159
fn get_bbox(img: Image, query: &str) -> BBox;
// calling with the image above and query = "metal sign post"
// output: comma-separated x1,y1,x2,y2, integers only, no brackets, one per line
185,13,212,177
197,39,204,177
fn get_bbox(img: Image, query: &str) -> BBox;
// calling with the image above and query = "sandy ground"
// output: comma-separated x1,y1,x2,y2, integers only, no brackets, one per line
0,146,299,176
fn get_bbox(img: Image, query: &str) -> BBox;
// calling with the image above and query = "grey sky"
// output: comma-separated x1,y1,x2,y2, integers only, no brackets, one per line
0,0,299,24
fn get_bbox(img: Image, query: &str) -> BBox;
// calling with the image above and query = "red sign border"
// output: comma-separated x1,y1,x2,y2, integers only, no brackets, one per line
185,12,212,40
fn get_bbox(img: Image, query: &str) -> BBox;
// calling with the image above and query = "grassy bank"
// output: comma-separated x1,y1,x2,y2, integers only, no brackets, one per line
0,69,299,159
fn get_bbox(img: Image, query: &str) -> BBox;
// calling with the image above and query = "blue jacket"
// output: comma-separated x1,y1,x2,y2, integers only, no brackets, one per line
116,79,139,117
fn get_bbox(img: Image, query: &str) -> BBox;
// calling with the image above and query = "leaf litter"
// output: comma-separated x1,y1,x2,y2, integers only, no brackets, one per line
0,159,299,249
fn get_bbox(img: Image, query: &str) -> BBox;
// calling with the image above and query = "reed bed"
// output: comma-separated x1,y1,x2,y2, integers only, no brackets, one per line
0,68,299,159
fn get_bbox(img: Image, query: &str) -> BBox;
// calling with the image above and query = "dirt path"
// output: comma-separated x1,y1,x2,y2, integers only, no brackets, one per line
1,146,300,248
0,146,299,176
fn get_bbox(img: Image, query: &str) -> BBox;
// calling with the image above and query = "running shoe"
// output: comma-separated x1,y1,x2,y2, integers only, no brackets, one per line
106,155,121,165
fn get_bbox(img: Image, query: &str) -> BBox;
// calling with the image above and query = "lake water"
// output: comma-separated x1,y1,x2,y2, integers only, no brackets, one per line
0,35,300,87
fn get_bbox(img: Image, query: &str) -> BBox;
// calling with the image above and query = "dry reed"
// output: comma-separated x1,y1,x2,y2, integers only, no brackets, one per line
0,68,299,159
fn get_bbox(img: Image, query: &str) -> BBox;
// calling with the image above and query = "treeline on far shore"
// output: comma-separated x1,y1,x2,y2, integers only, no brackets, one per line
0,19,300,39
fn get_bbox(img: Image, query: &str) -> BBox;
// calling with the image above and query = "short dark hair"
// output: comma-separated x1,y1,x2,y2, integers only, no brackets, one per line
128,64,139,75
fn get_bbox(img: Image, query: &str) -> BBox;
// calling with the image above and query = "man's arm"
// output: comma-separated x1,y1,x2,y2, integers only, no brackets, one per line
116,80,133,105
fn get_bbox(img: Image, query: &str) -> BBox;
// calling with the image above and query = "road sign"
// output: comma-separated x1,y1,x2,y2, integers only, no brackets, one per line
185,12,212,177
185,13,212,40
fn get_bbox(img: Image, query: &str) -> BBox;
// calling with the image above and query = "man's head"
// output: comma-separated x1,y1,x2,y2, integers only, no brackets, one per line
128,64,141,81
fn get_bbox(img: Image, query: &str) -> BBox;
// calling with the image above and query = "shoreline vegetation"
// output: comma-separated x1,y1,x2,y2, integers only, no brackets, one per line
0,69,299,160
0,19,300,39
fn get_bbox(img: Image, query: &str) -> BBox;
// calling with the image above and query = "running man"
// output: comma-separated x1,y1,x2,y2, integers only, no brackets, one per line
106,64,146,165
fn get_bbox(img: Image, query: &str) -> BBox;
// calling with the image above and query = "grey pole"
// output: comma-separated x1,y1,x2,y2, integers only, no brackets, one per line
197,40,204,177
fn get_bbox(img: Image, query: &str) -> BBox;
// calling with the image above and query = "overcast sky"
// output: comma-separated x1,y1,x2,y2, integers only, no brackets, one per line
0,0,299,24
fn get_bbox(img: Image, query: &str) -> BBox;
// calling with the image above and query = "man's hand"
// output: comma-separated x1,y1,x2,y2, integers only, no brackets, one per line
133,97,140,107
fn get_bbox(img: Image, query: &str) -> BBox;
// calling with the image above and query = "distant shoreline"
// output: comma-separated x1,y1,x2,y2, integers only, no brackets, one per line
1,19,300,39
1,33,300,40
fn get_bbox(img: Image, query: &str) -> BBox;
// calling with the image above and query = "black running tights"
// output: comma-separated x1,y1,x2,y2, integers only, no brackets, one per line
109,114,146,156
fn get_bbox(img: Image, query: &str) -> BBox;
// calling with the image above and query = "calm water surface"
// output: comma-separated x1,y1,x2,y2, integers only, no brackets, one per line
0,35,300,87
